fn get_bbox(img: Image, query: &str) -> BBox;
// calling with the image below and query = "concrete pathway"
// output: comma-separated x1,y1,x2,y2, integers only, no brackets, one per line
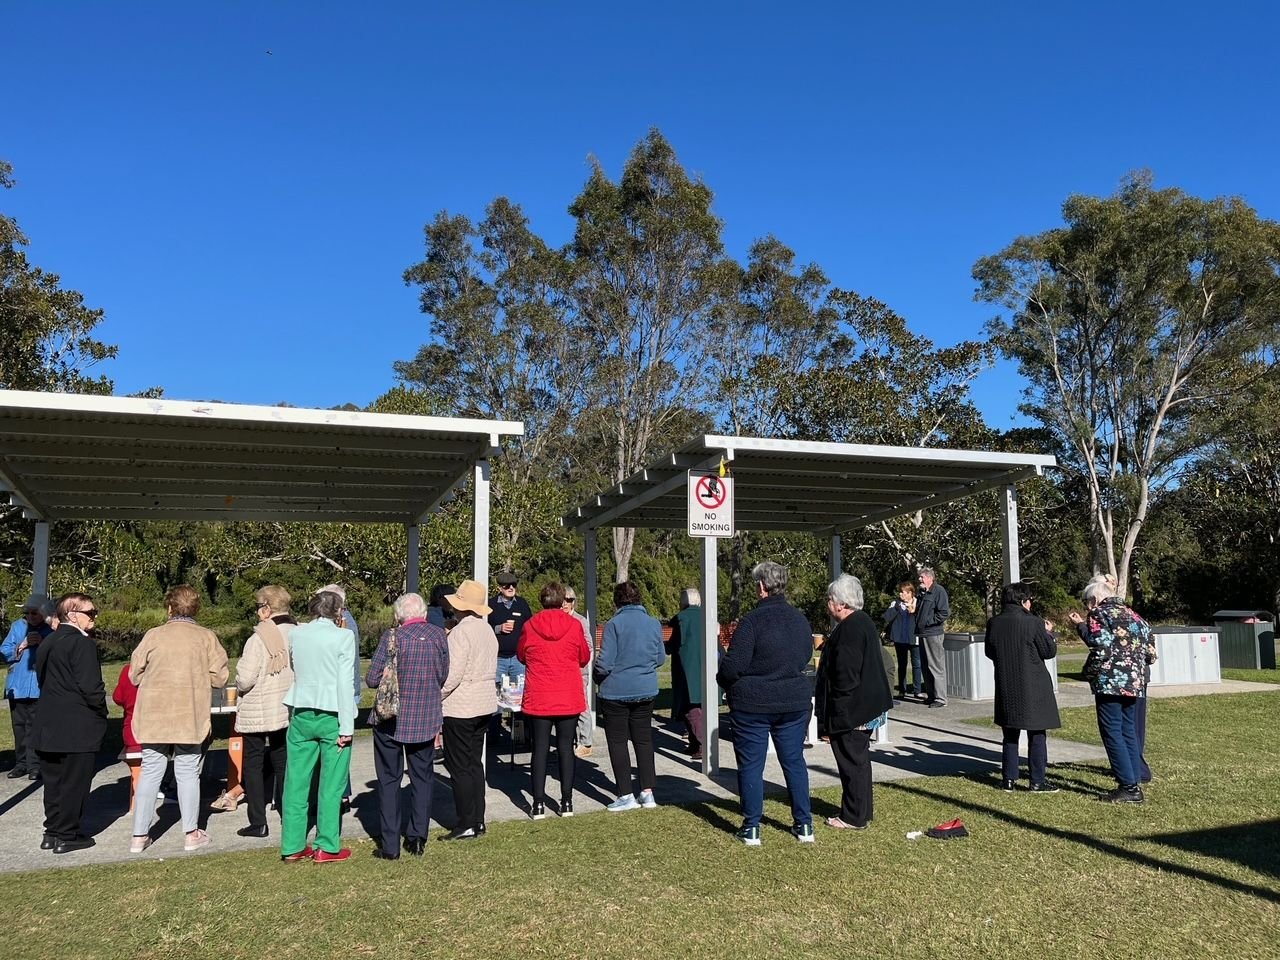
1,676,1274,873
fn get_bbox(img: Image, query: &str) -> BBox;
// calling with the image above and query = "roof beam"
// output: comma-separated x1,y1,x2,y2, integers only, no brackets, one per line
51,508,415,523
824,467,1041,533
0,442,462,472
566,453,722,529
0,456,49,518
13,460,458,484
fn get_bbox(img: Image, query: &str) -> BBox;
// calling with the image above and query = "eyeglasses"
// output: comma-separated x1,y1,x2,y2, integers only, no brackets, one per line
500,584,517,590
71,608,99,619
565,597,576,603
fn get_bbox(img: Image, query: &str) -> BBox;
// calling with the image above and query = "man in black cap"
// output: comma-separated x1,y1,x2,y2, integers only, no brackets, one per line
488,572,532,687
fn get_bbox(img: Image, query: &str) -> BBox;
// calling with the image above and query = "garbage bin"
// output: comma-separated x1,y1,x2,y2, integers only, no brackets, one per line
1149,627,1221,685
942,632,1059,701
1212,610,1277,670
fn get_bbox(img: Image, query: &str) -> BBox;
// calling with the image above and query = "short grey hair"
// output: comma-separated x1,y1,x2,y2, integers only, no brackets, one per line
393,592,427,622
827,574,864,611
681,587,701,608
1082,578,1118,605
918,566,936,579
752,560,789,596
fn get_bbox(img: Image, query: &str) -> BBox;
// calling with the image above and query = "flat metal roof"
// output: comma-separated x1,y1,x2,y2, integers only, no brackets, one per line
565,435,1056,534
0,390,524,524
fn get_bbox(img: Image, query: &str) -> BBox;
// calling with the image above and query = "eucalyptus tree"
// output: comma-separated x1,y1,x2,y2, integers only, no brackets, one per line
974,172,1280,596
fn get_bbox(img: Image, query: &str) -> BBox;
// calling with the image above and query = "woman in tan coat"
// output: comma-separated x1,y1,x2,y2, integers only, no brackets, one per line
129,586,229,853
233,585,296,839
439,581,498,840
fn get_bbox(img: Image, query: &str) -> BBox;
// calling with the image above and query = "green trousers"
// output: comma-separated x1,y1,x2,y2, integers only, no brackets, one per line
281,708,352,855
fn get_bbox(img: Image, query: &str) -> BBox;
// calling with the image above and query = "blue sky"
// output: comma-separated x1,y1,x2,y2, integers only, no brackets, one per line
5,2,1278,428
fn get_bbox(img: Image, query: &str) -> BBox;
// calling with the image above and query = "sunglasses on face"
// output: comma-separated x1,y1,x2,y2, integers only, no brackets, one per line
72,608,99,619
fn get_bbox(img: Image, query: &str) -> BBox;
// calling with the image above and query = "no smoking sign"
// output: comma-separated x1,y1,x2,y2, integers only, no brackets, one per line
687,470,734,538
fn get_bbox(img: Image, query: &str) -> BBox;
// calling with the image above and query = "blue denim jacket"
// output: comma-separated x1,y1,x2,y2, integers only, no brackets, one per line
3,620,47,700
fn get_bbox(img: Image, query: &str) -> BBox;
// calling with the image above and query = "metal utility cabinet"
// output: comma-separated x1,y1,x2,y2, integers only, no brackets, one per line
1211,610,1276,670
942,632,1059,701
1149,627,1221,685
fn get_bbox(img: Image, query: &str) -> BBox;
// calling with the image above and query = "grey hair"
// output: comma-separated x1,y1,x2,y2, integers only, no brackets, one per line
38,599,56,618
827,573,864,611
1082,578,1118,605
308,590,345,623
752,560,789,596
918,566,936,579
681,587,701,608
393,592,427,622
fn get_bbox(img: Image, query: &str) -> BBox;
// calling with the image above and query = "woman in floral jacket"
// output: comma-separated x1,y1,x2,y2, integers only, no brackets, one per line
1077,579,1156,804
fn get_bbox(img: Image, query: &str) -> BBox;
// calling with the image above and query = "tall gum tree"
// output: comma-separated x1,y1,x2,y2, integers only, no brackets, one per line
974,172,1280,596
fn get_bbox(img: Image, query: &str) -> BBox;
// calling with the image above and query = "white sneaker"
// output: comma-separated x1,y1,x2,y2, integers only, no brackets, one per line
607,794,640,812
638,789,657,809
129,835,153,854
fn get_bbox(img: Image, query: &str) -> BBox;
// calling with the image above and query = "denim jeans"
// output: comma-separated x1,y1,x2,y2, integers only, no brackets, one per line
1095,695,1142,787
731,709,811,829
894,644,922,694
496,655,526,686
1001,728,1047,783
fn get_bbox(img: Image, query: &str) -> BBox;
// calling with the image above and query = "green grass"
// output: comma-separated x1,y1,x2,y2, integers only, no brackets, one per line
1221,667,1280,684
2,691,1278,959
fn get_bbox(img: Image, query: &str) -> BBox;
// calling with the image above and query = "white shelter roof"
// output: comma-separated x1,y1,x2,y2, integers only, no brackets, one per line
565,435,1056,534
0,390,523,524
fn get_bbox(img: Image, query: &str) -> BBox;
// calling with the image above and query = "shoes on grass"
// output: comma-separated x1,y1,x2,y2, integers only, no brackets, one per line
1099,785,1144,804
638,789,657,809
314,848,351,863
825,816,868,830
791,822,815,843
607,794,640,812
735,825,762,847
1001,779,1018,792
1029,781,1060,794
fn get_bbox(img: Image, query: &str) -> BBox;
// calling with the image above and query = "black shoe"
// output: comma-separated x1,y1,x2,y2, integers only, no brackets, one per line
236,824,269,839
1001,779,1017,792
53,837,95,854
403,837,425,856
531,801,546,820
1099,785,1144,804
474,823,487,837
372,847,399,860
39,834,55,851
1029,782,1061,794
28,771,38,781
928,700,947,709
6,767,27,779
438,827,478,841
560,798,574,818
339,797,351,815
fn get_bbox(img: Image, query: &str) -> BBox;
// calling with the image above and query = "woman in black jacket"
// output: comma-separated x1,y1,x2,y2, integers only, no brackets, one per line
983,581,1061,792
816,574,893,831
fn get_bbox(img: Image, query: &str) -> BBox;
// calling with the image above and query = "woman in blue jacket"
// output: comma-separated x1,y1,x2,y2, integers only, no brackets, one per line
594,582,666,812
3,595,54,780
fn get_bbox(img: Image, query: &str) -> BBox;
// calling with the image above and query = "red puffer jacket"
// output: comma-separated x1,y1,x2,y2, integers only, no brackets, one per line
517,608,591,717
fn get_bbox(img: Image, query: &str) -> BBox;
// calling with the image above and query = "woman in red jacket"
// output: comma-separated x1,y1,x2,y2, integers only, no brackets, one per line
517,581,591,820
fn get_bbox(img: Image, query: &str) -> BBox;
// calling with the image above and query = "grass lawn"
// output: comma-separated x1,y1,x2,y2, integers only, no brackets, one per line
2,691,1278,960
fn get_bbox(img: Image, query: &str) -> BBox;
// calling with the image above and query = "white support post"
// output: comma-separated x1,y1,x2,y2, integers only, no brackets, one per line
405,524,420,595
32,522,50,597
472,460,491,587
700,535,719,776
829,533,842,581
583,529,599,721
1000,484,1021,584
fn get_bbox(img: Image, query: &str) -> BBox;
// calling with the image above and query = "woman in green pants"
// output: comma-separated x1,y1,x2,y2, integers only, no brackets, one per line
280,590,356,863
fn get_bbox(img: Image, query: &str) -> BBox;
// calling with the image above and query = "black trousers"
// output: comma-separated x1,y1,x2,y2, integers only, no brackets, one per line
38,750,96,841
241,728,287,829
529,715,576,803
442,715,488,830
372,725,435,855
599,697,656,796
830,729,874,827
8,697,38,771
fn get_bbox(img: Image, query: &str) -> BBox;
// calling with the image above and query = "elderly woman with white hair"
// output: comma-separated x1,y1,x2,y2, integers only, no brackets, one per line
1070,576,1156,803
365,592,449,859
815,574,893,831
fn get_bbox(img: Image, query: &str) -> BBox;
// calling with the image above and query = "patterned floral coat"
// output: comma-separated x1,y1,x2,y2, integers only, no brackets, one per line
1082,598,1157,697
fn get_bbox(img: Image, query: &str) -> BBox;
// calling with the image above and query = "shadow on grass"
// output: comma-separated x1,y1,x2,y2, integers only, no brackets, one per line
882,779,1280,904
1138,819,1280,880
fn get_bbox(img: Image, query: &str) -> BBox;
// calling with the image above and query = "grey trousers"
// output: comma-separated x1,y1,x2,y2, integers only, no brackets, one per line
919,634,948,703
133,744,202,835
576,670,593,746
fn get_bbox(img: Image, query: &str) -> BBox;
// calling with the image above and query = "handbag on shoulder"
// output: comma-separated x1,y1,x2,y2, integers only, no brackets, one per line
371,628,399,724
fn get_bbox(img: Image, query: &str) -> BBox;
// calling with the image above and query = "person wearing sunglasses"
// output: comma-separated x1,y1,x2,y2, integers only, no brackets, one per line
33,593,108,854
